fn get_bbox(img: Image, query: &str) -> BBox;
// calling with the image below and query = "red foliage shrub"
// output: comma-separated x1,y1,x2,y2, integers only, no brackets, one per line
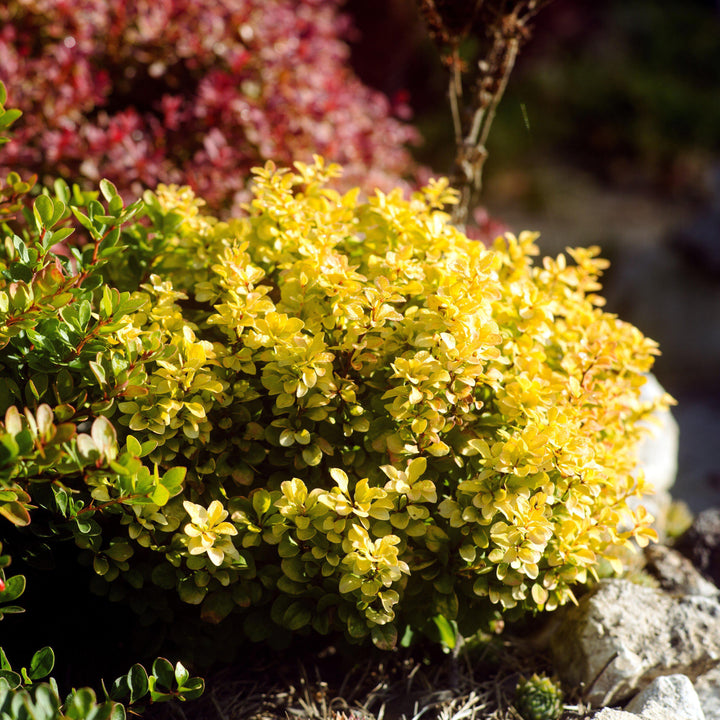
0,0,422,213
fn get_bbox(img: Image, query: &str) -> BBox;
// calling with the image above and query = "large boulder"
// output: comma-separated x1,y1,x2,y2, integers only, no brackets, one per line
624,674,705,720
550,579,720,706
694,666,720,720
644,544,719,598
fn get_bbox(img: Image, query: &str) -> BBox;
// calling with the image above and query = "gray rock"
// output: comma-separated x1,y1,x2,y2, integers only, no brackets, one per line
551,579,720,706
624,674,705,720
695,665,720,720
631,374,678,540
644,544,719,598
586,710,643,719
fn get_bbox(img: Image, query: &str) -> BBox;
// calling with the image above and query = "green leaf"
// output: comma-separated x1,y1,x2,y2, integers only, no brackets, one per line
126,664,149,704
49,227,75,245
283,601,312,631
0,606,24,616
346,612,367,639
338,573,362,594
150,484,170,507
251,489,272,518
0,108,21,130
0,502,30,527
160,466,186,495
70,207,100,238
65,687,97,720
29,646,54,680
110,702,126,720
200,592,234,624
89,361,107,387
107,675,130,703
77,300,92,329
432,615,458,652
125,436,142,456
400,624,415,648
52,486,69,517
54,178,70,204
150,564,177,591
371,623,397,651
0,670,21,689
329,467,349,493
178,677,204,701
30,684,60,718
100,285,114,319
149,688,174,703
178,579,207,605
93,556,109,576
0,575,26,603
76,434,99,462
99,179,119,202
34,195,55,229
11,235,29,264
151,658,174,690
0,648,11,670
105,542,133,563
173,662,189,688
302,444,322,466
280,558,306,583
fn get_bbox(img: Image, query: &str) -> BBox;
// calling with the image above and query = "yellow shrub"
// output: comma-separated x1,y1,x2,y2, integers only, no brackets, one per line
0,157,669,648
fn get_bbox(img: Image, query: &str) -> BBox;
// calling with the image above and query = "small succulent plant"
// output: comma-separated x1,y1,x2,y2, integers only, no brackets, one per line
514,674,564,720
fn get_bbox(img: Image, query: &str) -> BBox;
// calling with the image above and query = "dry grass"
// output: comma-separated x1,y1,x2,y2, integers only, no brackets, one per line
148,637,593,720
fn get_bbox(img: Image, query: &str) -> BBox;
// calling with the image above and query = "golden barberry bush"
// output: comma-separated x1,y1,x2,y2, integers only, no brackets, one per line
0,155,669,648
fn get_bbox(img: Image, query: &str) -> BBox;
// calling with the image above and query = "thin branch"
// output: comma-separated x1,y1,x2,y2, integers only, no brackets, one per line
416,0,555,229
448,46,464,145
476,37,520,154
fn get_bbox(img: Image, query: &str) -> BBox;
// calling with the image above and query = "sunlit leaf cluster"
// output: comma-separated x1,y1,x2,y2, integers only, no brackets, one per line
0,153,669,648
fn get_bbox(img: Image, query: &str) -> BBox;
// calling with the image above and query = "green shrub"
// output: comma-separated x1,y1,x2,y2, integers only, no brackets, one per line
0,136,667,648
0,647,203,720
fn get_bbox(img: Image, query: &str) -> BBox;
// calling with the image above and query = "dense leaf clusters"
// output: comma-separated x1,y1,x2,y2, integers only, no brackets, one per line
0,0,420,215
0,153,667,648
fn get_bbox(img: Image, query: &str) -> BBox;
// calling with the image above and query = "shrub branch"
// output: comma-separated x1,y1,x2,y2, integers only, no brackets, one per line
418,0,555,228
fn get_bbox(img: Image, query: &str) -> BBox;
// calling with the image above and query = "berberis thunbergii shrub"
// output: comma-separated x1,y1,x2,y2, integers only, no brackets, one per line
1,144,666,648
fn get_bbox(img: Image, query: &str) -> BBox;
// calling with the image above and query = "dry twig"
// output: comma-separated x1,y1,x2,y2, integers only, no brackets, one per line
417,0,555,229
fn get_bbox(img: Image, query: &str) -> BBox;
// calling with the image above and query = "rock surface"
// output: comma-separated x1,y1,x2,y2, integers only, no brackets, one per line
631,374,678,539
550,579,720,706
624,674,705,720
586,710,642,719
674,509,720,588
695,665,720,720
644,544,719,598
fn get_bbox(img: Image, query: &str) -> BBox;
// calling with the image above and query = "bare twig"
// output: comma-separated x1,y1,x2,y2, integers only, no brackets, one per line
416,0,556,229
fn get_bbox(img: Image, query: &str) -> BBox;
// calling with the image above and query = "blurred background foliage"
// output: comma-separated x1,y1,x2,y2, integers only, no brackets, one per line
347,0,720,199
